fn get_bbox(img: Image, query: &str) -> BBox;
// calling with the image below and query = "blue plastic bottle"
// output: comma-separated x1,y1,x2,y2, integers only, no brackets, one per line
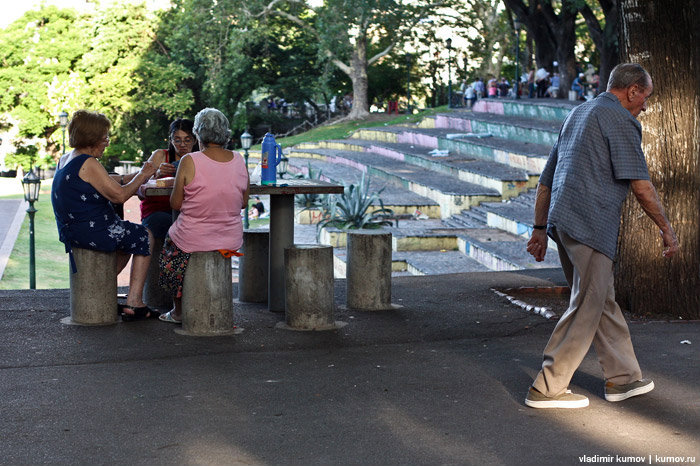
260,133,282,185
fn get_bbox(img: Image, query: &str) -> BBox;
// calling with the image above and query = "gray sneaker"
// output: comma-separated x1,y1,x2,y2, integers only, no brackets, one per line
525,387,589,408
604,378,654,402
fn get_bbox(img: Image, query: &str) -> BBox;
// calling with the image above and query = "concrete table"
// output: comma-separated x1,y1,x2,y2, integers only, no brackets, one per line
145,179,344,312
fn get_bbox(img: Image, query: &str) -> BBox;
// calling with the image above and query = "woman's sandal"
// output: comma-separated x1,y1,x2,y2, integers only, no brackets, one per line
158,310,182,324
118,304,160,322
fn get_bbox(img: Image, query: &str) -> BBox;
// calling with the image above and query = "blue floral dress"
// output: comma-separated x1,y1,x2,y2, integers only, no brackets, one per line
51,154,150,272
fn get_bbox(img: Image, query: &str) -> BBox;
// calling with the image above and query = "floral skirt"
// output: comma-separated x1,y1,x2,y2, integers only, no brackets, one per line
158,236,191,299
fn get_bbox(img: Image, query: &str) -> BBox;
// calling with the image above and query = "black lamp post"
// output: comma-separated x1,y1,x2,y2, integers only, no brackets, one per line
446,38,453,108
277,154,289,180
406,53,413,114
513,19,521,99
21,168,41,289
59,111,69,155
240,130,252,229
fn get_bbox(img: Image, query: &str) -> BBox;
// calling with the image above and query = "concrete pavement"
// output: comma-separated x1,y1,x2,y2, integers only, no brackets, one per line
1,268,698,465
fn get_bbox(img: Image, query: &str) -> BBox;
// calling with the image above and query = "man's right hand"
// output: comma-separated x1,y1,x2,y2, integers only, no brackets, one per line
527,229,549,262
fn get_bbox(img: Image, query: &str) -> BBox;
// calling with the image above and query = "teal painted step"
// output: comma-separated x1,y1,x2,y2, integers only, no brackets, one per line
456,229,560,271
442,112,560,147
438,136,549,173
472,98,576,123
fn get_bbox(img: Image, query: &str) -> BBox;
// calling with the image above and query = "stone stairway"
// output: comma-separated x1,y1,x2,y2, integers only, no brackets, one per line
282,98,578,276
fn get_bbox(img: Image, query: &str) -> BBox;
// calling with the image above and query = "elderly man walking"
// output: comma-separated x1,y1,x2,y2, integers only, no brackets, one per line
524,63,679,409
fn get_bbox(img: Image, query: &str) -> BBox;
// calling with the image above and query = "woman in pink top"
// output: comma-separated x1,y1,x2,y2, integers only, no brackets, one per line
158,108,249,323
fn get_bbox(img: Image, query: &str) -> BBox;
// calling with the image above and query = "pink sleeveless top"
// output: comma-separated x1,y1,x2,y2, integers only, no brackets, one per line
168,151,247,253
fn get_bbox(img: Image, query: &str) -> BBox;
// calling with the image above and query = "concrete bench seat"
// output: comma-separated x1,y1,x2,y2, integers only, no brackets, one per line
62,247,118,326
179,251,236,336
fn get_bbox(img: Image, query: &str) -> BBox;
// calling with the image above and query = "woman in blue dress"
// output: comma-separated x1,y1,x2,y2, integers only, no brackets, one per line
52,110,158,321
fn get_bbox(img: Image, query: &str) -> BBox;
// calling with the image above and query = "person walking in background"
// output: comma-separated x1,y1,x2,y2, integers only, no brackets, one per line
158,108,249,324
524,63,679,408
571,73,586,100
473,77,485,100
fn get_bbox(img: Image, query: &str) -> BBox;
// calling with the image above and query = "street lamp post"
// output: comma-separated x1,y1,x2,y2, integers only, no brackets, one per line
277,155,289,180
59,111,69,155
406,53,412,114
21,168,41,289
513,19,521,100
240,130,253,229
446,38,453,108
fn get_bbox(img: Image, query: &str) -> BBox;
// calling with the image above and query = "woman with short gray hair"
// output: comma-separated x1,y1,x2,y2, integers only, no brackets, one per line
158,107,249,323
193,108,232,146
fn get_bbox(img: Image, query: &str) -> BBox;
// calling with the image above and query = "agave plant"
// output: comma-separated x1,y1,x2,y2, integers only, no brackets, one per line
295,162,325,208
317,172,394,233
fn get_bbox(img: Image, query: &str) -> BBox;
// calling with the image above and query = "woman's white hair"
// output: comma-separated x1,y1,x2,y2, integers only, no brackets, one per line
193,108,231,146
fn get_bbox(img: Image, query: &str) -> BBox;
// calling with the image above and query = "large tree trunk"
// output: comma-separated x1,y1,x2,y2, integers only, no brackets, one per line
543,0,578,97
503,0,556,69
580,0,619,92
347,38,370,120
615,0,699,319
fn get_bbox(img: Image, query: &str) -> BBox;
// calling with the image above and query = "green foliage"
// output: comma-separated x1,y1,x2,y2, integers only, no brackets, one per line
317,172,394,232
0,6,89,160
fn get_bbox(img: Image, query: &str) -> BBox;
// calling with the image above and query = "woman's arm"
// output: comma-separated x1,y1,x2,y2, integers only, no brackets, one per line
80,157,156,204
170,154,194,211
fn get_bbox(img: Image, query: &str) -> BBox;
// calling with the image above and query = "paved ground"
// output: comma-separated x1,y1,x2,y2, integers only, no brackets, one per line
1,269,698,466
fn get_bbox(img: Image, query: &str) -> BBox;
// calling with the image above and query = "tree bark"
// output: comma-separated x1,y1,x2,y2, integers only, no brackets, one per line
540,0,577,97
615,0,700,319
503,0,556,69
347,37,370,120
580,0,619,91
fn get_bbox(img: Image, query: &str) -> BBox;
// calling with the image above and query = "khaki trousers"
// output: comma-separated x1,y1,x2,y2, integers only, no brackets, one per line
533,229,642,397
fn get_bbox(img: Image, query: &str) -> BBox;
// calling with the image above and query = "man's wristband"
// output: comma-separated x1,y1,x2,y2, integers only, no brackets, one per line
120,175,124,185
533,224,547,230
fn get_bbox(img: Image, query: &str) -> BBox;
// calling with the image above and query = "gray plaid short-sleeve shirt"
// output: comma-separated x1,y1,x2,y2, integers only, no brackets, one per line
539,92,650,260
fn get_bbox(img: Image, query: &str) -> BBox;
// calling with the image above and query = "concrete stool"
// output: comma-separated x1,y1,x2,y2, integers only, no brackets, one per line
282,244,342,331
63,247,118,326
143,237,172,309
238,230,269,303
179,251,236,336
346,231,398,311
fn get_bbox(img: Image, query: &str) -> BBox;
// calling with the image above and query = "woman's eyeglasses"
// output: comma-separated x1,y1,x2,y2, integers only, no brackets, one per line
172,137,194,146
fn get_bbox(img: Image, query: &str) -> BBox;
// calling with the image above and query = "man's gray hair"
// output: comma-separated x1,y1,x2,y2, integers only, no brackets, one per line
607,63,650,91
193,108,232,146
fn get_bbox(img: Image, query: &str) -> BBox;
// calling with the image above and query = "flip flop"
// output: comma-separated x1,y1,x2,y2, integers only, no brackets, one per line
159,310,182,324
119,304,159,322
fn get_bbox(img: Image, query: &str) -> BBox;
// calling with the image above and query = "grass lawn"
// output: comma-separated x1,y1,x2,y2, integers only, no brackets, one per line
274,107,447,148
0,178,69,289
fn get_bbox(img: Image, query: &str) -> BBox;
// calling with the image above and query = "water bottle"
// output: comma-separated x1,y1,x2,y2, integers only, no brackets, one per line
260,133,282,185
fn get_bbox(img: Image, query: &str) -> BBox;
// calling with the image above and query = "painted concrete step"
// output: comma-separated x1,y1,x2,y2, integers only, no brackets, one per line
331,248,491,277
456,228,560,271
430,110,561,147
288,157,440,217
472,97,578,123
344,125,550,173
289,147,502,217
298,138,534,197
